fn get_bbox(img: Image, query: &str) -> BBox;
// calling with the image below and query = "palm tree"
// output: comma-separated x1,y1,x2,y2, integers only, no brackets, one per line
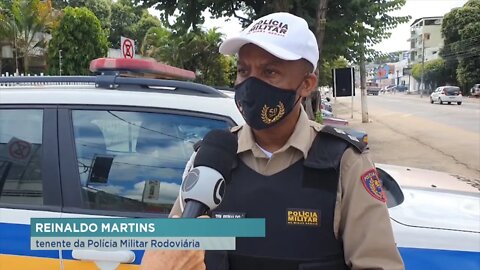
0,0,55,74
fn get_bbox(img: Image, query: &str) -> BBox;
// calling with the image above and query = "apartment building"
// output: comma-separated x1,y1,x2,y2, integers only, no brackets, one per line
409,16,444,64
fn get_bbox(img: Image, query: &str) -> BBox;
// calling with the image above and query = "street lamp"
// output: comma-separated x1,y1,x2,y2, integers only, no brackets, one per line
59,49,62,76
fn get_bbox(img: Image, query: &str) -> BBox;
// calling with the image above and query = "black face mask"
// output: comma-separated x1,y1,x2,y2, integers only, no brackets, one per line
234,77,303,130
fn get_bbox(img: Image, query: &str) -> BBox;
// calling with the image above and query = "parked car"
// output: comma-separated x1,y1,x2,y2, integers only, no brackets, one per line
0,59,244,270
381,84,396,94
395,85,408,92
367,82,381,95
470,84,480,97
430,86,463,105
0,60,477,269
321,98,333,112
377,163,479,270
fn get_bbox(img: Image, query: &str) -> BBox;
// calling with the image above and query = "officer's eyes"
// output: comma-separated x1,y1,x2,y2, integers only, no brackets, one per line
237,67,247,75
265,69,279,77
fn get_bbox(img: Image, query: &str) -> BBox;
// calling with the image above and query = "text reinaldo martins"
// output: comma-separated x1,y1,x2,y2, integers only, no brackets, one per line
35,222,157,233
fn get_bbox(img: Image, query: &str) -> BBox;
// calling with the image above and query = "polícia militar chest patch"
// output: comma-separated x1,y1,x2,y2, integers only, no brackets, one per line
286,208,320,226
361,169,386,202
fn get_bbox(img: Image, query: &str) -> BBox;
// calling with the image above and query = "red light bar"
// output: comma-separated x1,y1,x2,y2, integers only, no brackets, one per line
90,58,196,81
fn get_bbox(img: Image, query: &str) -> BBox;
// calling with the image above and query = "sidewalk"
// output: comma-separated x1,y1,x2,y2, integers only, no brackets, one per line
332,98,480,181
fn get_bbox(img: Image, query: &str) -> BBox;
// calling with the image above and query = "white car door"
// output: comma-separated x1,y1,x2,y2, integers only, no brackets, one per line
0,108,63,269
57,106,236,270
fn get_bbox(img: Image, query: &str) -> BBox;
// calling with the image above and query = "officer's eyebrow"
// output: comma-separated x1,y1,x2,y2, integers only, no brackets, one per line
258,59,286,71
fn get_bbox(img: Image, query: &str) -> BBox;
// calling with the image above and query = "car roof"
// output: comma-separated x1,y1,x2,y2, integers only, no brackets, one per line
0,84,245,124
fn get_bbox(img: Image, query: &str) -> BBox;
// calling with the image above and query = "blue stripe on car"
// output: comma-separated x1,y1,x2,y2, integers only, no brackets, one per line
399,247,480,270
0,223,59,259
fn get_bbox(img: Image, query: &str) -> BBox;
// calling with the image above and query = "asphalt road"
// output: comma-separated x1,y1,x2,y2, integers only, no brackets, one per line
365,93,480,133
332,92,480,180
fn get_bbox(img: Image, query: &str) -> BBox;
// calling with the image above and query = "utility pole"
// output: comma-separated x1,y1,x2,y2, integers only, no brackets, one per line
360,49,369,123
420,33,425,98
59,50,63,76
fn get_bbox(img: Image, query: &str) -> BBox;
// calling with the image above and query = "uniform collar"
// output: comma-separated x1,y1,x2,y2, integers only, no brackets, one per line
237,106,313,159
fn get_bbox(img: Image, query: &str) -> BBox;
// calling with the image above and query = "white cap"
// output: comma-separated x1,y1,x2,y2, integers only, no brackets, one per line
219,12,319,70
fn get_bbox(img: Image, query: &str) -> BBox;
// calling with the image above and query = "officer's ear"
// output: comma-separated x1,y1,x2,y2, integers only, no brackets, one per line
298,72,318,98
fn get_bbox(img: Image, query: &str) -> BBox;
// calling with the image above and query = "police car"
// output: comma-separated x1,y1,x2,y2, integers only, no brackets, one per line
0,59,479,269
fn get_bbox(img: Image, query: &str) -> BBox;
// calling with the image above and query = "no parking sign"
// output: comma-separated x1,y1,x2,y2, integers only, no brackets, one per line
0,137,34,165
121,36,135,59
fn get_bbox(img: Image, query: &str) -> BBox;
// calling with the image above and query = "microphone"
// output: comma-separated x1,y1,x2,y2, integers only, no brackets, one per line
181,129,238,218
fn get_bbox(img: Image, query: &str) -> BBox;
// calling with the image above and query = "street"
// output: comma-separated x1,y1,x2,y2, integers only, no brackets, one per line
333,92,480,181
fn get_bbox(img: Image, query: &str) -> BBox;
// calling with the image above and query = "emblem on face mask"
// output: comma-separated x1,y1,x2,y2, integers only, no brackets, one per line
261,101,285,124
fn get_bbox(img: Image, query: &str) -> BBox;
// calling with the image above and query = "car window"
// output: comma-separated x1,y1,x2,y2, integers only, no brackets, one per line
71,110,230,214
0,109,43,205
445,87,460,95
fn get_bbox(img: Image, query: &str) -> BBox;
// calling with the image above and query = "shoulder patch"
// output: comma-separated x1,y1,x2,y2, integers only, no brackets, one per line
319,125,366,152
310,121,323,132
360,169,386,202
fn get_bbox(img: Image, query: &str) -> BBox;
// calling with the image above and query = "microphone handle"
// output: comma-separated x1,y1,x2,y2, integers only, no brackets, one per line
181,200,209,218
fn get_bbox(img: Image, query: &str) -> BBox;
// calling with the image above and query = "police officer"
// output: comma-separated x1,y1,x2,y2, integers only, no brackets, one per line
141,12,404,270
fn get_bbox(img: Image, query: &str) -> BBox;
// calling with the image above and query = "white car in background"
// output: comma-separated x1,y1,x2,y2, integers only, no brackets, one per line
430,86,463,105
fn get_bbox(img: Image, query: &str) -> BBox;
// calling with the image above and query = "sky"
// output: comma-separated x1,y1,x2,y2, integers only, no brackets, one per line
152,0,468,54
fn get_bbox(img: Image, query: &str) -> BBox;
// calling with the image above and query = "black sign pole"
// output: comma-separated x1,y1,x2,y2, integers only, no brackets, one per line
350,67,354,119
333,68,337,104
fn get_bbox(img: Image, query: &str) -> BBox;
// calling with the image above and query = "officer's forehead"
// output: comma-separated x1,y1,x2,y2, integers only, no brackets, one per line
238,44,285,65
238,44,310,71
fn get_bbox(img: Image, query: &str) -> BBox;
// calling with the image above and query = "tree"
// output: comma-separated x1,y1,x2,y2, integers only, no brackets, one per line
441,0,480,92
0,0,55,74
49,0,112,36
109,1,140,49
318,57,349,87
411,59,448,92
142,26,234,86
138,0,407,60
133,10,161,52
69,0,112,35
47,7,108,75
109,1,159,51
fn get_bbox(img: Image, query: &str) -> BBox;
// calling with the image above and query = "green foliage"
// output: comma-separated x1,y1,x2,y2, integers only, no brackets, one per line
0,0,55,73
133,11,161,52
412,59,448,91
315,111,323,124
411,63,423,82
109,1,140,49
138,0,409,64
82,0,112,36
47,6,108,75
109,1,159,51
441,0,480,92
137,0,408,89
318,57,349,87
142,26,234,86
